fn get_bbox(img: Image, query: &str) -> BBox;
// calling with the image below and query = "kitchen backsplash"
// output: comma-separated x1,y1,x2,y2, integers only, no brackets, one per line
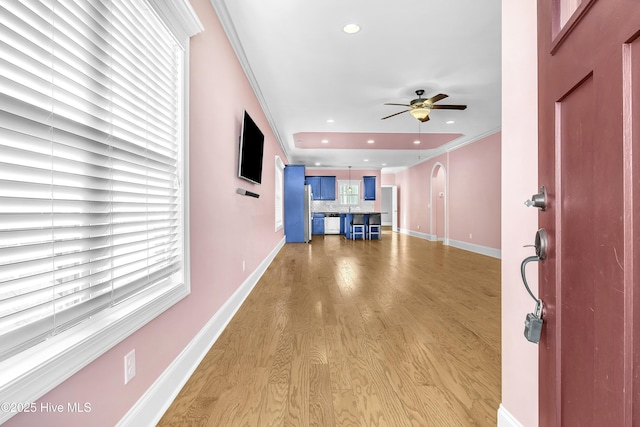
312,200,375,213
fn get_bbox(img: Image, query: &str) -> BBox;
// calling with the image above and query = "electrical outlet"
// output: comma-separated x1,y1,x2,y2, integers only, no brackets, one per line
417,225,420,230
469,233,473,239
242,260,245,272
124,349,136,384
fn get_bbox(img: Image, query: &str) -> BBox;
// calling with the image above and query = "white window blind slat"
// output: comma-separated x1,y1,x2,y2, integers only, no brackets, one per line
1,122,178,182
0,0,184,360
0,108,179,174
0,271,56,301
112,2,176,82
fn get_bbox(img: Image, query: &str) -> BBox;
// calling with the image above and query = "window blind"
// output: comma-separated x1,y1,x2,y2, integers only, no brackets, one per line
0,0,184,360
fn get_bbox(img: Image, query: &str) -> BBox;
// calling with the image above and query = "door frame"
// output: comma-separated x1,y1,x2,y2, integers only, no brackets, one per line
381,184,398,232
429,162,447,244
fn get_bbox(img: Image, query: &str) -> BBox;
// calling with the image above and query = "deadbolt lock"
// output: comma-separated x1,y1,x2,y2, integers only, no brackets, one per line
525,186,547,211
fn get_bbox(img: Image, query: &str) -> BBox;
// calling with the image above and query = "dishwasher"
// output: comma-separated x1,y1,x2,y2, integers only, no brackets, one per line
324,214,341,234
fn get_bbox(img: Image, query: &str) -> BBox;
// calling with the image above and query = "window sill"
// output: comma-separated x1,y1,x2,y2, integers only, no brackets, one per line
0,284,189,425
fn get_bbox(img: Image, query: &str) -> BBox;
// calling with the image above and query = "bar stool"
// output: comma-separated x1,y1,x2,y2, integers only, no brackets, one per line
367,213,382,240
351,214,366,240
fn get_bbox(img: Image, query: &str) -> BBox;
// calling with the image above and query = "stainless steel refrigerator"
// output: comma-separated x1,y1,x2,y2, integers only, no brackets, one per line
303,185,312,242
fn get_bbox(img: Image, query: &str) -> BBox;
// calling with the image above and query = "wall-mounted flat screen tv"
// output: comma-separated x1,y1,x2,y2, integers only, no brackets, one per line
238,110,265,185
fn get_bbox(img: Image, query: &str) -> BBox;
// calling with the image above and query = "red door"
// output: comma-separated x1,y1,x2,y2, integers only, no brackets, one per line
537,0,640,425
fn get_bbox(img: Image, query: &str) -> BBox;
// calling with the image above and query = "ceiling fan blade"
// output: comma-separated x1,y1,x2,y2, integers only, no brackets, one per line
384,103,412,107
426,93,448,104
381,109,410,120
429,104,467,110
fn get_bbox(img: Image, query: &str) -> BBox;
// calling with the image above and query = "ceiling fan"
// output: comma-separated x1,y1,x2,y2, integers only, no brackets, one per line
382,89,467,122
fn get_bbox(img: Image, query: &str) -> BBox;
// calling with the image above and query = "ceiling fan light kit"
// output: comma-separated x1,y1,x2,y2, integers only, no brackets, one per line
409,107,430,122
382,89,467,122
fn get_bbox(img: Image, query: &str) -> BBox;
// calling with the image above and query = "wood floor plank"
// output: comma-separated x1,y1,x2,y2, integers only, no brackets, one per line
324,326,353,391
309,363,335,426
346,356,398,427
259,382,288,426
331,388,360,427
159,231,501,426
284,333,310,426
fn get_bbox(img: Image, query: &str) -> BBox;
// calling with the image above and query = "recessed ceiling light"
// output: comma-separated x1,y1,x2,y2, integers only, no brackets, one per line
367,140,375,144
343,23,360,34
364,159,369,162
382,163,387,166
315,162,321,166
446,120,455,124
414,140,421,145
321,139,329,144
326,119,335,123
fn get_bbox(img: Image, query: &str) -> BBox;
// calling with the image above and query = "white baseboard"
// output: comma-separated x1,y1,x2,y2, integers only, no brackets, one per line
447,238,501,259
398,230,501,259
398,228,434,241
117,237,286,426
497,404,525,427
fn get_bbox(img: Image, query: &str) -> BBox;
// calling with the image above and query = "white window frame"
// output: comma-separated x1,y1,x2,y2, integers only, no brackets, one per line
0,1,203,421
275,156,285,231
338,179,361,205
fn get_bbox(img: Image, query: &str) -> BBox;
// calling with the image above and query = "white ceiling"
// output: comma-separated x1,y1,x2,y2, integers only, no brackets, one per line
210,0,502,172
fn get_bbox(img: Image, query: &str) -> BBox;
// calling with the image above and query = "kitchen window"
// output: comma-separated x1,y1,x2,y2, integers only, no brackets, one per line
338,180,360,205
0,0,201,417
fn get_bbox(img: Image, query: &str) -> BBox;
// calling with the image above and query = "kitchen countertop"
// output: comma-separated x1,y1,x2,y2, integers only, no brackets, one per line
313,211,384,215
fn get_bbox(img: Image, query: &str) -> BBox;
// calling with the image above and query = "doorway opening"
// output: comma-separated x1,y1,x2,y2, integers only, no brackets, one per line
380,184,398,232
430,163,447,243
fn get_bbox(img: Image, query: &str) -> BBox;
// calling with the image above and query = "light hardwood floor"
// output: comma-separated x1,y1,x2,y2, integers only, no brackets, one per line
159,230,501,426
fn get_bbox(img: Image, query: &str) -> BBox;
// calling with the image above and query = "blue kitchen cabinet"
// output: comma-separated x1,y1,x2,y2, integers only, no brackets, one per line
305,176,321,199
320,176,336,200
305,176,336,200
284,165,306,242
363,176,376,200
312,213,325,235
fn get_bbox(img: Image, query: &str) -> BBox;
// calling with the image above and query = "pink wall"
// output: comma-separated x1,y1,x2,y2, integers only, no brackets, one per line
4,1,287,425
501,0,539,425
305,168,382,211
381,173,396,186
394,133,501,251
448,133,501,249
395,160,432,234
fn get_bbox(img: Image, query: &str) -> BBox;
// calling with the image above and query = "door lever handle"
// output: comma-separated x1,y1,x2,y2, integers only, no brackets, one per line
520,228,548,344
521,255,541,304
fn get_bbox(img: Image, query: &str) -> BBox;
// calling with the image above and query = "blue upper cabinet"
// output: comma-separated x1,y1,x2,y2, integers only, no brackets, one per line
305,176,336,200
320,176,336,200
363,176,376,200
305,176,321,199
